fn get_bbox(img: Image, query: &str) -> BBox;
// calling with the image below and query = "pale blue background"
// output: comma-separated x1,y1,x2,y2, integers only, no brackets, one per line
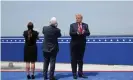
1,1,133,36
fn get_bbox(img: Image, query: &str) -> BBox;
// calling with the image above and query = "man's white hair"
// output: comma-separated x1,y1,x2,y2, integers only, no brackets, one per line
50,17,57,25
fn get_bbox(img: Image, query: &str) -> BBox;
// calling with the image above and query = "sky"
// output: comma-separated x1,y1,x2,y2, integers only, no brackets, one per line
1,1,133,36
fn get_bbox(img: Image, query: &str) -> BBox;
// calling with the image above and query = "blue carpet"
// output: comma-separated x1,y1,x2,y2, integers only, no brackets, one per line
1,71,133,80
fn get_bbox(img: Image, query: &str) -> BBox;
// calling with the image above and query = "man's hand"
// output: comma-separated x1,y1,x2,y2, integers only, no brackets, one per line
77,27,82,35
77,31,82,35
77,29,85,35
82,30,85,34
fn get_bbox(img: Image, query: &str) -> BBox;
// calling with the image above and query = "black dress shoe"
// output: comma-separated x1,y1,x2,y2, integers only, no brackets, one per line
73,74,77,79
27,75,31,79
44,75,48,80
78,74,88,78
73,76,77,79
44,77,48,80
31,75,35,79
50,76,57,80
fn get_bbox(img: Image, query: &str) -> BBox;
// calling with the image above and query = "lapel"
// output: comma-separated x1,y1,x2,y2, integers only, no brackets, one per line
81,23,85,30
74,23,78,31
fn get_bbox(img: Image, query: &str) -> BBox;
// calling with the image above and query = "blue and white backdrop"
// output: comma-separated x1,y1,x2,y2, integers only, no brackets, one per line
1,36,133,65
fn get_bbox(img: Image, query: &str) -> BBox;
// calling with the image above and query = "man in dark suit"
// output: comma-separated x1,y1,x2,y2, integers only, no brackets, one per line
42,17,61,80
69,14,90,79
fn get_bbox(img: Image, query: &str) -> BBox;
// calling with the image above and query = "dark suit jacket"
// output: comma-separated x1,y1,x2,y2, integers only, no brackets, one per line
42,25,61,53
69,22,90,45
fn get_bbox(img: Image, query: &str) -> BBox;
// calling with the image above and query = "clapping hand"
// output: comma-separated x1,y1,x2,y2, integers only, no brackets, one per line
77,27,82,35
82,30,85,34
77,28,85,35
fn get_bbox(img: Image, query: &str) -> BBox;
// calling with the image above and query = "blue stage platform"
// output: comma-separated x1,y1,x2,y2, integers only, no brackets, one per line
1,71,133,80
1,36,133,65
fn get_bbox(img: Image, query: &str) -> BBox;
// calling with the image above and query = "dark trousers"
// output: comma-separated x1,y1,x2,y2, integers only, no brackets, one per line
70,42,86,75
43,52,57,78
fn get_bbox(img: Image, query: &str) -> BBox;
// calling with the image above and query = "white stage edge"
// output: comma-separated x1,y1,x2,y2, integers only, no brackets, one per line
1,61,133,72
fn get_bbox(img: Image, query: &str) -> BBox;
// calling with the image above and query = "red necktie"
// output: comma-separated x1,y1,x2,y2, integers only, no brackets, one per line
78,23,82,33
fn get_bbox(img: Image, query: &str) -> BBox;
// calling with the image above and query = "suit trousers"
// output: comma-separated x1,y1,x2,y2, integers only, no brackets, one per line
43,51,57,78
70,42,86,74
